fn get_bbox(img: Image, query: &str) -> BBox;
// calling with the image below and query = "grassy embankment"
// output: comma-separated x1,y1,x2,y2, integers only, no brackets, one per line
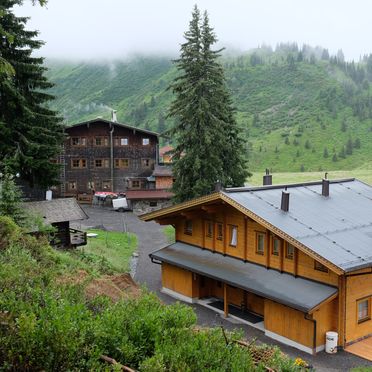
0,216,300,371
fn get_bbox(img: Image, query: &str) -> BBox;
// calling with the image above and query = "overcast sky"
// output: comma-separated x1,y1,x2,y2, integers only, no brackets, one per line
14,0,372,61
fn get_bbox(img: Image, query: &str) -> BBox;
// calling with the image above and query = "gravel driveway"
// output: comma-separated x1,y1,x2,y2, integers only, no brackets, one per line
75,205,372,371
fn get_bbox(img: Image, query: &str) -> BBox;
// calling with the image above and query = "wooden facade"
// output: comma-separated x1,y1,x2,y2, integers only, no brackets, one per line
56,118,159,196
143,187,372,355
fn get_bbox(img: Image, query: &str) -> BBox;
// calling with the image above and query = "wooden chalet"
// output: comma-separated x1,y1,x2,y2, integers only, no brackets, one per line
24,198,88,248
54,114,159,198
141,178,372,354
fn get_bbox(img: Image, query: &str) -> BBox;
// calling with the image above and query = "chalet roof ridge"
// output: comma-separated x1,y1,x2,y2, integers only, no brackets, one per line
66,118,159,137
224,178,356,193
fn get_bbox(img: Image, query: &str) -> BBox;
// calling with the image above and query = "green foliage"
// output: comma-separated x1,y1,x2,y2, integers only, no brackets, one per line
167,6,248,201
0,224,298,371
0,172,24,225
0,0,64,187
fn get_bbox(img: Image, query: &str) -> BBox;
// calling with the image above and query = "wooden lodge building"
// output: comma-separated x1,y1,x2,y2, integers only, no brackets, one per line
142,178,372,354
55,115,159,197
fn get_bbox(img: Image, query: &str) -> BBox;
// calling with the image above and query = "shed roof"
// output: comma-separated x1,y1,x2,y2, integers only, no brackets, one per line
142,179,372,273
152,165,173,177
24,198,88,225
66,118,159,137
151,242,337,313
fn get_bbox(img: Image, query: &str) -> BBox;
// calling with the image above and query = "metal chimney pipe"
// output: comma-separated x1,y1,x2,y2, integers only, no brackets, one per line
263,168,272,185
281,188,290,212
322,178,330,197
112,110,117,123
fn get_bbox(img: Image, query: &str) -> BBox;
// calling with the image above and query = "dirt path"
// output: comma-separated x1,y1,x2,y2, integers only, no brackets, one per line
76,206,371,371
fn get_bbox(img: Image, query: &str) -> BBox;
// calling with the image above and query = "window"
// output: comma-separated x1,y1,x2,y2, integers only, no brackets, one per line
149,201,157,207
102,181,111,190
114,137,129,146
71,137,86,146
71,159,86,168
68,181,77,190
357,298,370,323
256,232,265,255
95,159,109,168
216,223,223,240
314,260,329,273
115,158,129,168
229,225,238,247
87,181,95,190
142,138,150,145
206,221,213,238
142,158,150,167
131,180,140,188
94,136,108,146
184,220,193,235
286,243,294,259
272,237,280,256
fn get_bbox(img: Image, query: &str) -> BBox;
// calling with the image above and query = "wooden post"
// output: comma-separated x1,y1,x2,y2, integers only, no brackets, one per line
294,247,299,277
202,219,205,249
212,221,216,252
338,275,346,348
280,239,284,273
224,283,228,317
223,214,227,255
244,217,248,261
266,229,270,269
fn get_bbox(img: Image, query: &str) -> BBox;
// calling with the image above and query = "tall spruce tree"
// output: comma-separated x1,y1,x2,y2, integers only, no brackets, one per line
0,0,63,188
168,6,248,202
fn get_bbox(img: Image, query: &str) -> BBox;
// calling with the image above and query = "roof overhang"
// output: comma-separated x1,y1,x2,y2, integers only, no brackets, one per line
151,242,338,313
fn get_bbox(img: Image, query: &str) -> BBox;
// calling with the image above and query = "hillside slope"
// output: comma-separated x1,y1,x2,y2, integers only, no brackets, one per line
45,47,372,172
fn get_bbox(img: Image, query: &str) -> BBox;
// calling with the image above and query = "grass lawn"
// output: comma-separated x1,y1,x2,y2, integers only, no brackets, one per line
78,229,137,273
163,225,175,243
249,169,372,186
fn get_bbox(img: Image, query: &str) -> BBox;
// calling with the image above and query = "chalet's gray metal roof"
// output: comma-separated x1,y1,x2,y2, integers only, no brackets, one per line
24,198,88,225
66,118,159,137
223,179,372,272
150,242,337,313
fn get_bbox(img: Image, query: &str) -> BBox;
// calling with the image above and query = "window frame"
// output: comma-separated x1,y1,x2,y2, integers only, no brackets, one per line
229,225,238,247
216,223,223,241
142,138,150,146
71,159,86,169
142,158,151,167
94,136,109,147
95,159,109,168
286,243,294,260
205,221,213,238
184,220,193,236
71,137,86,146
357,297,371,324
114,158,130,168
256,232,265,255
68,181,77,191
131,180,141,189
102,180,111,190
272,237,281,256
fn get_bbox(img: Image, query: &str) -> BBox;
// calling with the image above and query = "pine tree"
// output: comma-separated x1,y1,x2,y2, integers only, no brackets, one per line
0,0,64,188
0,172,24,225
323,147,329,158
167,6,248,202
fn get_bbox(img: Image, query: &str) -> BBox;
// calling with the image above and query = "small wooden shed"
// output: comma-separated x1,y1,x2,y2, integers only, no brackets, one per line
24,198,88,248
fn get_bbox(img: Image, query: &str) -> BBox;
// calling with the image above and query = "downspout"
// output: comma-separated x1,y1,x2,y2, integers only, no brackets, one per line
110,125,114,192
305,313,317,355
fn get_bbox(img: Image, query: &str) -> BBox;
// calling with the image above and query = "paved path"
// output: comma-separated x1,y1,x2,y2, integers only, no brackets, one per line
77,206,372,371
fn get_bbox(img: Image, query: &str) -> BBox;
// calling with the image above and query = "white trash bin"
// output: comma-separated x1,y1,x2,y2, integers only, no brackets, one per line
325,331,338,353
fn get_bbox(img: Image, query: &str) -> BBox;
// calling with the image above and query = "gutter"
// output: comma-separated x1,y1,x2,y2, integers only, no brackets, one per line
110,125,114,192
